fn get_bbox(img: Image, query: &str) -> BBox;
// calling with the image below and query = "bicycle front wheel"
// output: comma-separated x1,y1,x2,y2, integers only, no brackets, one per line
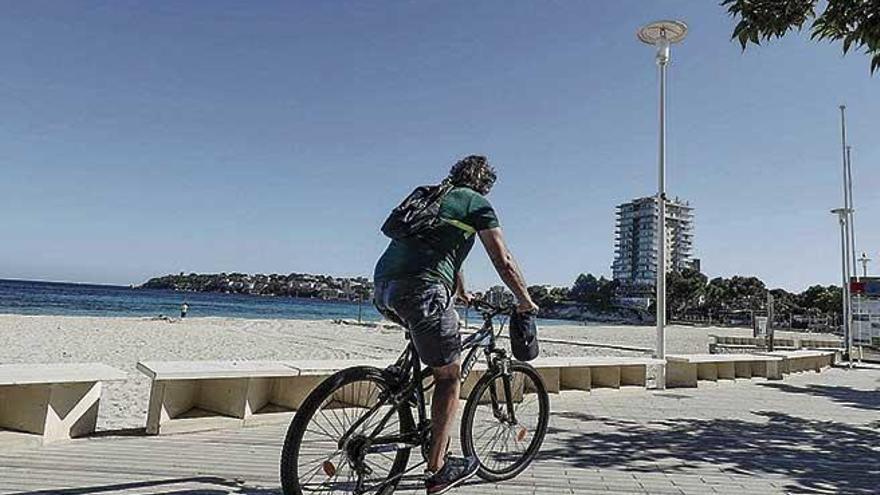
280,366,414,495
460,361,549,482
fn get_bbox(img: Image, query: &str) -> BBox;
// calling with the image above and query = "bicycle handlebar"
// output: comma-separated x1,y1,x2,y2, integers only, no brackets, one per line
469,299,515,316
470,299,539,318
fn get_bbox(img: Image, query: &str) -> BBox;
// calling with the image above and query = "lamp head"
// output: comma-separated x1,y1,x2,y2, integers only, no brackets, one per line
638,20,688,46
638,20,686,65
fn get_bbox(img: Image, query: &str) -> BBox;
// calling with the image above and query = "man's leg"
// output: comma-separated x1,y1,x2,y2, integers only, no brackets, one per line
427,359,461,473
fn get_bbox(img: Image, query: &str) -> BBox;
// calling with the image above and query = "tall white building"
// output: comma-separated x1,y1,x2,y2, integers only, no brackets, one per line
612,196,695,292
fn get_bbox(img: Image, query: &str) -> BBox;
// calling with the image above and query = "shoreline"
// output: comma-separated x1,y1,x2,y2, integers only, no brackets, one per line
0,310,619,327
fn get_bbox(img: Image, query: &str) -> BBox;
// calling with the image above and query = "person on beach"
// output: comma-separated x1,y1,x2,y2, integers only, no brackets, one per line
180,302,189,319
374,155,538,494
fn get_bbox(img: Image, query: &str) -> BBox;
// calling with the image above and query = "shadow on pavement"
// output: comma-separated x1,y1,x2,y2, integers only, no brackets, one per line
544,410,879,494
758,379,880,411
10,476,280,495
88,427,148,438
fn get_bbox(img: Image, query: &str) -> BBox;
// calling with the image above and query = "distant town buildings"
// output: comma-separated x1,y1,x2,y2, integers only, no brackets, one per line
141,272,372,301
485,285,515,306
612,196,697,295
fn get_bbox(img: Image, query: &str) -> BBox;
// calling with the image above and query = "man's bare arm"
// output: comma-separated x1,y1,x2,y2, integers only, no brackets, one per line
478,227,537,312
454,270,471,303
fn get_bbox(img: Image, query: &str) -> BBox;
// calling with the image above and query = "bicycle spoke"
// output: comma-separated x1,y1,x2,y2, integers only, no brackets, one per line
298,449,342,470
318,408,343,439
477,422,504,456
304,423,338,441
327,407,347,438
489,429,507,470
472,420,502,445
299,461,332,490
483,424,507,470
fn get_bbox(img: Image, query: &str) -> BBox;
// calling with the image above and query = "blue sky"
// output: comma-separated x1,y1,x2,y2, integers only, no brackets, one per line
0,1,876,291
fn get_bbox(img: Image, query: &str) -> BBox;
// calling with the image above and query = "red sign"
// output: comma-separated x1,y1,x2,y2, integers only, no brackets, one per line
851,277,880,296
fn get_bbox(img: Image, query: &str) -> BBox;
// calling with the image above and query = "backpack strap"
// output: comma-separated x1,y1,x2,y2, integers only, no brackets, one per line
441,218,476,236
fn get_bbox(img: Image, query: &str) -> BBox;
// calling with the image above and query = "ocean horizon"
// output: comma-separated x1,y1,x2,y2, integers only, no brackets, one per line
0,278,384,322
0,278,575,325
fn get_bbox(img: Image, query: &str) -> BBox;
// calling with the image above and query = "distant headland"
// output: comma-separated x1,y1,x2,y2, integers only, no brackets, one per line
140,272,372,301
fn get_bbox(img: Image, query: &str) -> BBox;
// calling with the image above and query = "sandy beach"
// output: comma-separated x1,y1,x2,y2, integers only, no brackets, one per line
0,314,837,431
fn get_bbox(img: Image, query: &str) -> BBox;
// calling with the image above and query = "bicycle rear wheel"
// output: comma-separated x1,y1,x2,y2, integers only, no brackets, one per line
280,366,414,495
460,361,549,482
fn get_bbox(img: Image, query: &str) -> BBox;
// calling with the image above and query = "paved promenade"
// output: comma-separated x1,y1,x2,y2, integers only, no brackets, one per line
1,366,877,494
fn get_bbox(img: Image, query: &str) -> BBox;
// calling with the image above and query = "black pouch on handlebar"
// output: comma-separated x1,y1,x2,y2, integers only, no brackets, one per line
509,311,539,361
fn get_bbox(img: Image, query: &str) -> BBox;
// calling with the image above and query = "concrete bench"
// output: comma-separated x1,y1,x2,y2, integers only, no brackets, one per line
708,335,797,354
528,356,665,392
796,339,842,350
709,343,798,354
0,363,126,447
756,350,835,374
138,359,390,435
140,356,668,435
457,356,664,404
666,354,783,388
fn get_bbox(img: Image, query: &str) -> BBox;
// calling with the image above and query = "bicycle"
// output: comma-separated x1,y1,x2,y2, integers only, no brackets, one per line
280,299,550,495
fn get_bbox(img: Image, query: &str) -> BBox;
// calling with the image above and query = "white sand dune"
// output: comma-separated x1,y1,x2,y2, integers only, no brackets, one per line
0,314,836,431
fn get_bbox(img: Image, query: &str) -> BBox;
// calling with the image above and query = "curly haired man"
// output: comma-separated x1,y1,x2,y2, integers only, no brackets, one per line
374,155,538,494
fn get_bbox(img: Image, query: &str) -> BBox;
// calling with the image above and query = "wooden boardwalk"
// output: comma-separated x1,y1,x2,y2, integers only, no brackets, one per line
1,366,878,494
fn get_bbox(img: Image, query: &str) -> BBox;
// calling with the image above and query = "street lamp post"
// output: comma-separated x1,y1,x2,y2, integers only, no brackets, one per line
832,208,853,364
638,20,687,375
846,146,857,280
856,252,871,352
838,106,856,362
858,252,871,278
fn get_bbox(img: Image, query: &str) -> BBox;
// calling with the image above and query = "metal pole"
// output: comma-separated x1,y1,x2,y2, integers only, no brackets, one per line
840,106,849,210
858,253,870,278
656,44,668,362
846,148,859,356
639,20,686,389
767,293,775,352
844,224,853,363
836,213,848,343
846,146,857,281
838,107,853,362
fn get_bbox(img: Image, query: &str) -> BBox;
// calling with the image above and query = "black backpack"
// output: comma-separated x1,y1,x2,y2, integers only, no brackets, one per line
381,183,453,240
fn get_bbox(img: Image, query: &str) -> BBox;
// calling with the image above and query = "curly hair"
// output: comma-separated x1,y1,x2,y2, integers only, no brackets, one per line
446,155,497,195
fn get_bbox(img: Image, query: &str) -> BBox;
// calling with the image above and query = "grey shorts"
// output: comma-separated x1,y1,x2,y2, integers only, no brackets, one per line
373,279,461,368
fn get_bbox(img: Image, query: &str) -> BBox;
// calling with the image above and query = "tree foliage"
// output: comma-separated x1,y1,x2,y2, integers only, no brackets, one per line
570,274,600,302
567,274,618,311
798,284,842,314
528,285,570,306
521,270,841,325
667,268,708,313
662,271,841,324
722,0,880,73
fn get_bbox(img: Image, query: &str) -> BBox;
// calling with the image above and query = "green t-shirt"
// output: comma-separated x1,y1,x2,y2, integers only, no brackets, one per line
374,186,500,290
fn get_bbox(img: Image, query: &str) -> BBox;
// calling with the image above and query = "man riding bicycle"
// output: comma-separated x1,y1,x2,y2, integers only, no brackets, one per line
373,155,538,494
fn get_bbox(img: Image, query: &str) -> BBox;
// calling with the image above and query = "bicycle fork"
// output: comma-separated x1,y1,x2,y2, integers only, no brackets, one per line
488,360,519,426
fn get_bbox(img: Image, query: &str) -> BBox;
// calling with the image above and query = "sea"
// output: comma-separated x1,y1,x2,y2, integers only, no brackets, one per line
0,279,572,325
